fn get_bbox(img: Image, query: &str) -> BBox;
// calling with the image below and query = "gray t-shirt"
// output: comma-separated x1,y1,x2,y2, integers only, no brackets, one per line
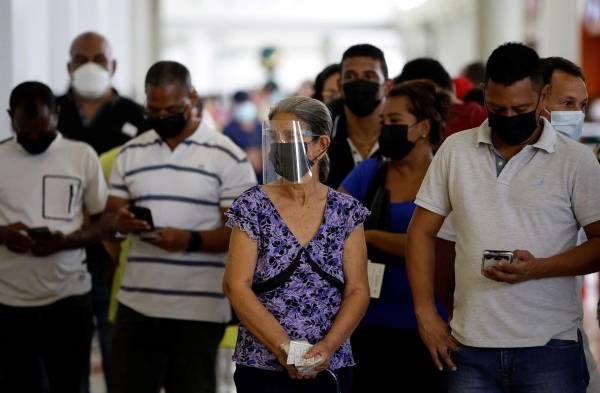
417,119,600,348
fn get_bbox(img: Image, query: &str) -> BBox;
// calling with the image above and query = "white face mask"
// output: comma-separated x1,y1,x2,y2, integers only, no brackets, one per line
72,62,111,99
547,110,585,141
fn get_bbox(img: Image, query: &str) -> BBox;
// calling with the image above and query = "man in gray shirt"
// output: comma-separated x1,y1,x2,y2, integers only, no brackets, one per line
407,43,600,392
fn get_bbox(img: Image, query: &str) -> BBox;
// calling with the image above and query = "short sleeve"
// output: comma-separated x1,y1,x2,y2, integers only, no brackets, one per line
83,148,108,215
225,188,261,241
345,197,370,239
341,159,376,201
572,151,600,227
218,146,258,209
108,150,130,199
415,140,452,217
437,213,457,242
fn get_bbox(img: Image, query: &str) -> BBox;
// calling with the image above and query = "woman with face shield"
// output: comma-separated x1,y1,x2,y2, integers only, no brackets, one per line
223,96,370,393
339,80,451,392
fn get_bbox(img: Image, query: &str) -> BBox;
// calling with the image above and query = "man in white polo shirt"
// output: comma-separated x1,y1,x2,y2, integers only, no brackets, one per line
0,81,109,393
106,61,256,393
407,43,600,392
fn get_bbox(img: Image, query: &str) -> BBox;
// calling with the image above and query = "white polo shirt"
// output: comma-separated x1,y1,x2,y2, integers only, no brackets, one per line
0,133,108,307
109,123,257,322
417,118,600,348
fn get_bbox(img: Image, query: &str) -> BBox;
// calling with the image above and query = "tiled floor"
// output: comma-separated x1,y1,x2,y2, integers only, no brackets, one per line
90,274,600,393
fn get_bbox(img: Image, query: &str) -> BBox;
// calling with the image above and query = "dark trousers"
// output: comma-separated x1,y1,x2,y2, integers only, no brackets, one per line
234,365,353,393
111,303,226,393
81,281,113,393
0,293,93,393
351,324,446,393
82,248,114,393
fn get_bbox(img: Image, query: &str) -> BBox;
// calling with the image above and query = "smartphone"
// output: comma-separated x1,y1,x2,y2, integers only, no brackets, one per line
139,231,161,241
482,250,514,271
129,205,155,231
26,227,53,239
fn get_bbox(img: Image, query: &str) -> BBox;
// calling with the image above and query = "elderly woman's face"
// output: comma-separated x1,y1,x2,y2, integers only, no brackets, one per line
269,112,329,162
270,112,316,144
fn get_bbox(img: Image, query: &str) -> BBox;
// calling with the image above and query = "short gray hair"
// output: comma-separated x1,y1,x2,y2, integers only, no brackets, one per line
269,96,332,182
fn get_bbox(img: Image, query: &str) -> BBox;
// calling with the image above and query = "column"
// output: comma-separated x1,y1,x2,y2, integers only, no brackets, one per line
478,0,526,60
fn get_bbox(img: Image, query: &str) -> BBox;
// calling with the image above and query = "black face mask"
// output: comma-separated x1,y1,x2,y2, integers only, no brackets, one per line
148,112,187,140
378,124,416,161
17,132,57,155
488,110,540,146
343,80,382,117
269,142,315,182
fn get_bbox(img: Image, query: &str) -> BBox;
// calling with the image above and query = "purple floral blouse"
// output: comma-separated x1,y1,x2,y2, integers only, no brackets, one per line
225,185,369,371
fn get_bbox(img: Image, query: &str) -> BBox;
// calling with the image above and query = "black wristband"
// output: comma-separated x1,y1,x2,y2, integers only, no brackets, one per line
186,231,203,252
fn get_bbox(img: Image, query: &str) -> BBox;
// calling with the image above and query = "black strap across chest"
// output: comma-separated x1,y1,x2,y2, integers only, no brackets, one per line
251,249,344,295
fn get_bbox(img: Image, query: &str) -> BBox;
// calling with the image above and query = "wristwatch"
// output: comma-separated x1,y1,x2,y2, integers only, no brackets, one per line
186,231,203,252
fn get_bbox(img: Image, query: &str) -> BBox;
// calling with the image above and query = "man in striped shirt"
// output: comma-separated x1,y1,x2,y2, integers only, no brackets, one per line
106,61,256,393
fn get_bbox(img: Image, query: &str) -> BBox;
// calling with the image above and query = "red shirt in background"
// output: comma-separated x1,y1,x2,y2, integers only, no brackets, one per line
444,102,487,138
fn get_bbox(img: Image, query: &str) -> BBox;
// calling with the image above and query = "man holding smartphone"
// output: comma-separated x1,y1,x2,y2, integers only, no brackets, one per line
105,61,256,393
0,82,109,393
407,43,600,392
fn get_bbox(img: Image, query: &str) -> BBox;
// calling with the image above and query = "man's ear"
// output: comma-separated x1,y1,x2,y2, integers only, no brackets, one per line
110,60,117,77
383,78,394,96
540,84,550,106
189,87,199,107
6,109,13,119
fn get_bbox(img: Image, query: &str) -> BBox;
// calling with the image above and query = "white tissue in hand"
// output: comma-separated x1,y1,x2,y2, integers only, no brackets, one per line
286,340,315,366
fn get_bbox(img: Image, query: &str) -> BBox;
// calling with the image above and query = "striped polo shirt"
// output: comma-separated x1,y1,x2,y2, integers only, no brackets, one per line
109,123,257,322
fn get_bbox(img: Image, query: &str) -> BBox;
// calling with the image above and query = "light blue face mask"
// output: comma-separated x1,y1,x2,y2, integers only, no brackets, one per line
548,110,585,140
234,101,258,123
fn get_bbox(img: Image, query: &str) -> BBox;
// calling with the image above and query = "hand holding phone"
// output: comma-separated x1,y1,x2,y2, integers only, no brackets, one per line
482,250,514,272
27,227,53,239
115,204,154,235
129,206,155,231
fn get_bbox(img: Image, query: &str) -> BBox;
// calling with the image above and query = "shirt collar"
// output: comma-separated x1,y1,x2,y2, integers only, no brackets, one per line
150,121,210,146
476,117,557,154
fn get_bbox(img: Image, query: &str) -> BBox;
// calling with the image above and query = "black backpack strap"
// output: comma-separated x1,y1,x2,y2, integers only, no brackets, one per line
363,159,390,231
363,159,388,209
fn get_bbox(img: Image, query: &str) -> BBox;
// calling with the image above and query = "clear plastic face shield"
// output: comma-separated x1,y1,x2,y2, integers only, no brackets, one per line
262,120,321,185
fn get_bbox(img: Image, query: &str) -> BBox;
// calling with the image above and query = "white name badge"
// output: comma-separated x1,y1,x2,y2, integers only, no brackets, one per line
121,122,138,138
367,260,385,299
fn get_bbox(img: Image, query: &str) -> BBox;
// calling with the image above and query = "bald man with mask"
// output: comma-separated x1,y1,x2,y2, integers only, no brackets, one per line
58,31,147,153
57,32,147,393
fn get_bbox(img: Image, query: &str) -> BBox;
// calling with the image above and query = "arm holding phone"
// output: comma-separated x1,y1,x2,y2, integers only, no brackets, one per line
0,212,114,257
484,221,600,284
104,196,232,253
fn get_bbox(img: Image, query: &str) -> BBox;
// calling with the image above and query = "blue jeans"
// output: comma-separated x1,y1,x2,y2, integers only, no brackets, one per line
449,336,589,393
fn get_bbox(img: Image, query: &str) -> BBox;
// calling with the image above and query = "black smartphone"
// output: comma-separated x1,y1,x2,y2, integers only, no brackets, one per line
129,205,155,231
27,227,53,239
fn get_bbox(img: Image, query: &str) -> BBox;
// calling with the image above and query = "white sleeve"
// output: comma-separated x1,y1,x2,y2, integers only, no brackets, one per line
437,213,457,242
108,150,130,200
219,155,257,209
572,150,600,227
83,149,108,215
415,141,452,217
